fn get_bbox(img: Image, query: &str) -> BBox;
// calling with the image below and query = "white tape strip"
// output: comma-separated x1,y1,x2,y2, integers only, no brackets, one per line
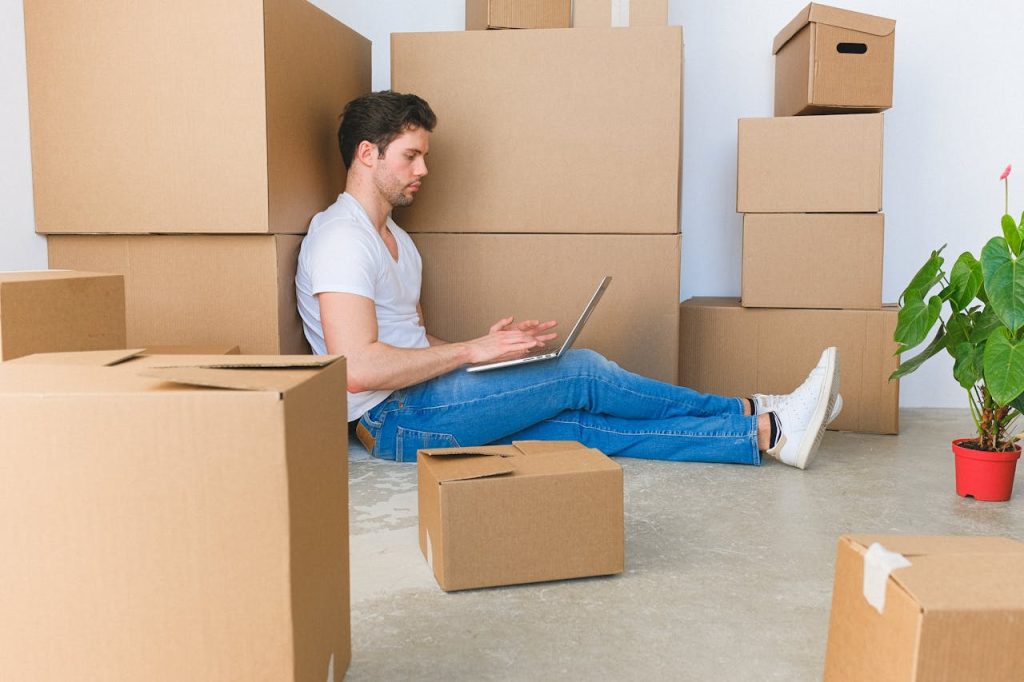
426,529,434,572
611,0,630,27
862,543,911,614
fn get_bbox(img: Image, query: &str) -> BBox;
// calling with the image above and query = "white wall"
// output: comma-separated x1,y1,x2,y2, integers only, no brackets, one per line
3,0,1023,407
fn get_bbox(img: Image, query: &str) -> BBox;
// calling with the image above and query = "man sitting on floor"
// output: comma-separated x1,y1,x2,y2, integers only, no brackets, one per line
295,91,841,468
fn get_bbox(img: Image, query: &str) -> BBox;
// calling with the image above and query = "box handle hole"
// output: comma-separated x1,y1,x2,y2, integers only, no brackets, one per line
836,42,868,54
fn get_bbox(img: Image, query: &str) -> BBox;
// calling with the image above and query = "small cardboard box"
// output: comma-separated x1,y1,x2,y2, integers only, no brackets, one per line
466,0,571,29
418,441,624,591
0,270,126,361
392,26,683,233
48,234,309,354
678,298,899,434
742,213,884,309
0,353,350,680
774,3,896,116
737,113,884,213
573,0,668,27
413,232,681,383
25,0,370,234
824,535,1024,681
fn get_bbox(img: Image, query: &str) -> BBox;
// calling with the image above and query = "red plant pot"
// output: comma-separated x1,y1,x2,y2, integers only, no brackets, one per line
951,438,1021,502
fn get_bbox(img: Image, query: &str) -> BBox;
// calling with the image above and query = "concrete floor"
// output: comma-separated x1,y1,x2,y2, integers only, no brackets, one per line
346,408,1024,681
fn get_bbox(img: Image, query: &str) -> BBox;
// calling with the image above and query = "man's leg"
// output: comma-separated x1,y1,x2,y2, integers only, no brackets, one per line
363,349,754,461
496,409,763,464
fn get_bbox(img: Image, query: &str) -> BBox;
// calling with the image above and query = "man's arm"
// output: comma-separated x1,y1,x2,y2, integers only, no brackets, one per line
319,292,556,393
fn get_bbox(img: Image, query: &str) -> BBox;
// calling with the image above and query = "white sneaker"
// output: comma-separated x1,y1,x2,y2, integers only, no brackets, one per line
764,347,840,469
754,392,843,425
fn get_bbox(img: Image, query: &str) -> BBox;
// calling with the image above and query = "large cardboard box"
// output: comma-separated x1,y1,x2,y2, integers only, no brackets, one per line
823,535,1024,681
736,113,883,213
412,233,681,383
0,270,126,361
0,353,350,680
678,298,899,434
774,3,896,117
24,0,369,234
741,213,884,309
466,0,571,29
392,27,683,233
418,441,623,591
48,234,309,354
573,0,668,27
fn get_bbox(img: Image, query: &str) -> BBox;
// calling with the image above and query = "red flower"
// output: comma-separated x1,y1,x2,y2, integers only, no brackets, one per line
1001,164,1012,180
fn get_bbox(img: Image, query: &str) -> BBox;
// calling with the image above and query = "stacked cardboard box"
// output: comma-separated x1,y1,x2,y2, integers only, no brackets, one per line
25,0,371,354
681,3,900,434
392,2,684,383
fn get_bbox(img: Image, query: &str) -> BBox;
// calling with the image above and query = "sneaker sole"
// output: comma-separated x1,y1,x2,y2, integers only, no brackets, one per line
792,348,840,470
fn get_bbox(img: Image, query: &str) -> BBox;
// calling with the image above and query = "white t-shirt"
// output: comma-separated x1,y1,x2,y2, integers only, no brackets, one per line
296,193,429,421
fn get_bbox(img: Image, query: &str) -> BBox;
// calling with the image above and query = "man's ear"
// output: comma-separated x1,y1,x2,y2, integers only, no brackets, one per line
355,140,377,168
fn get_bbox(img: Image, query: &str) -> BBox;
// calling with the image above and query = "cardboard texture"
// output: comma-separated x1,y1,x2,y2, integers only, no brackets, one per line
418,441,624,591
0,355,350,681
24,0,370,234
573,0,668,27
737,113,884,213
47,234,310,355
466,0,571,29
678,298,899,434
392,27,683,233
774,3,896,116
823,535,1024,681
0,270,126,361
412,233,681,383
741,213,884,309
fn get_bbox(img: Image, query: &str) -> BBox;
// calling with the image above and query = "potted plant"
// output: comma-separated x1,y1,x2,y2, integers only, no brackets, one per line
891,164,1022,501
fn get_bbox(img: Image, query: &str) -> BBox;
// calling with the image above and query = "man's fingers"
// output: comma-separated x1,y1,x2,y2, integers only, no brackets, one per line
488,316,515,334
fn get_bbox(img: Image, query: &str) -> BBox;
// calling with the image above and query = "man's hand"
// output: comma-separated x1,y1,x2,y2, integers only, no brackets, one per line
463,316,558,364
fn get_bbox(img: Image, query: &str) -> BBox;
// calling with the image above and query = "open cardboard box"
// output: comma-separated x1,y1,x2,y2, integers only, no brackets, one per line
0,351,350,680
418,441,624,591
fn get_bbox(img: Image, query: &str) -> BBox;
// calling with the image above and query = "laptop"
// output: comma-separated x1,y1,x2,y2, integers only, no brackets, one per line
466,276,612,373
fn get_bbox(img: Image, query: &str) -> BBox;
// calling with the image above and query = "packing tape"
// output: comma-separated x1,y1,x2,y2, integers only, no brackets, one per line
611,0,629,27
862,542,911,614
426,529,434,572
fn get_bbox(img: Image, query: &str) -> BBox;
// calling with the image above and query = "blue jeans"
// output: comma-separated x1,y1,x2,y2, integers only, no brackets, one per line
358,349,760,465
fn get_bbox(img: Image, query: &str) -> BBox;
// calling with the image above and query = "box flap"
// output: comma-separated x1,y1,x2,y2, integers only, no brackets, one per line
511,440,589,455
4,349,145,366
137,356,339,393
420,447,516,482
0,269,118,284
773,3,896,54
844,534,1024,558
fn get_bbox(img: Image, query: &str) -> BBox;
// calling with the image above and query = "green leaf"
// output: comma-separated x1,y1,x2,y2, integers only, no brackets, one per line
982,328,1024,405
952,342,985,389
981,236,1024,333
969,308,1003,343
943,312,971,358
1002,214,1021,255
900,247,946,304
894,295,943,352
945,252,984,311
1010,392,1024,415
890,325,946,380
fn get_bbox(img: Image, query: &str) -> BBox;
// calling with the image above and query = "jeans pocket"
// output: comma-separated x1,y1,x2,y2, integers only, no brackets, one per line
395,427,460,463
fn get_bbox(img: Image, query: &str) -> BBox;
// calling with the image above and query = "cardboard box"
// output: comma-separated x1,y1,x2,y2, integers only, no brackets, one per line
741,213,883,309
824,535,1024,681
678,298,899,434
737,113,884,213
774,3,896,116
47,234,310,354
0,270,126,361
418,441,623,591
0,353,350,680
392,27,683,233
24,0,370,234
466,0,571,29
412,233,681,383
573,0,668,27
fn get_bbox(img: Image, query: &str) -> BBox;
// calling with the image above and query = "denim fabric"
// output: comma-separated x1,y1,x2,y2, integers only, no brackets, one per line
358,349,760,465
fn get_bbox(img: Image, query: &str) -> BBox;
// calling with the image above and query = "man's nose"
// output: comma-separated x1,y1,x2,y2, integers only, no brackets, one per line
415,157,428,178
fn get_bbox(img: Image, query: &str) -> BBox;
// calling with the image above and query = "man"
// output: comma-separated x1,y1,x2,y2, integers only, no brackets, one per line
296,91,841,468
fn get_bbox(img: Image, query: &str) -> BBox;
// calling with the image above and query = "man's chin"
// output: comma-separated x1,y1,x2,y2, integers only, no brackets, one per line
392,194,416,208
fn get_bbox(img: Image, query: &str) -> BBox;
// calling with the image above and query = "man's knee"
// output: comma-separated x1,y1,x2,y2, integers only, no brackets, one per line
564,348,611,373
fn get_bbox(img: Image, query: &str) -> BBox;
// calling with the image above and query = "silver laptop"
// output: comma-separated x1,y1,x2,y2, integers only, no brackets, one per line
466,276,612,373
